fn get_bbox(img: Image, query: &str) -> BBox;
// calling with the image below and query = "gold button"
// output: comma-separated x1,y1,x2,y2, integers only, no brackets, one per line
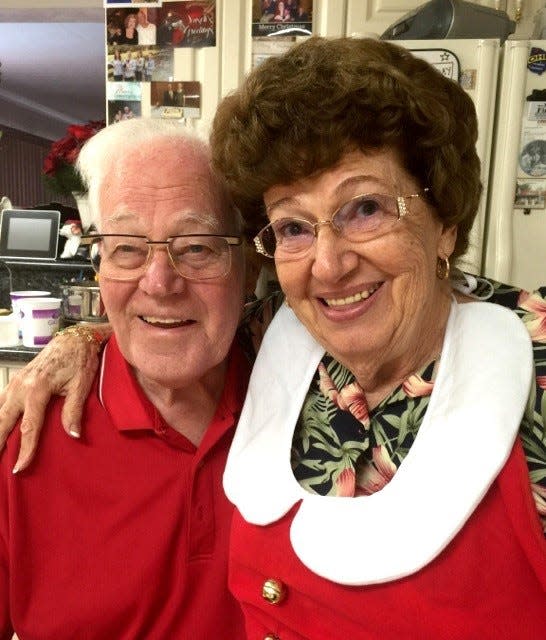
262,578,286,605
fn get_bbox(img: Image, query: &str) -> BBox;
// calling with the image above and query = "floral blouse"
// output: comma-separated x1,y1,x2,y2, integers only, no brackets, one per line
241,280,546,534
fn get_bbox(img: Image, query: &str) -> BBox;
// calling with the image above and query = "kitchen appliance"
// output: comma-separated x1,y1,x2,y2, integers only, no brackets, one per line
60,281,106,323
386,38,500,277
386,38,546,291
381,0,515,44
0,315,19,348
0,209,60,261
482,39,546,291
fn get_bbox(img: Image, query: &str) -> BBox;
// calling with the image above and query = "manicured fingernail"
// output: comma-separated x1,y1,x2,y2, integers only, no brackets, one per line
68,429,80,438
12,464,20,474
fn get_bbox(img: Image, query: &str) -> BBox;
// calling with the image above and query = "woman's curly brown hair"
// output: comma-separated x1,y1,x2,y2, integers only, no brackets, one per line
210,37,482,260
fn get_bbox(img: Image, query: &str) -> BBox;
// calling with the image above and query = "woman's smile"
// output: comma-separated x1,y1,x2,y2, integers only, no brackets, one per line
320,282,382,308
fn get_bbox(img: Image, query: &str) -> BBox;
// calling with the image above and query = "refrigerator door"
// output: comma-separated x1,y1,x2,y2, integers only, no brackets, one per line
391,39,500,275
484,39,546,291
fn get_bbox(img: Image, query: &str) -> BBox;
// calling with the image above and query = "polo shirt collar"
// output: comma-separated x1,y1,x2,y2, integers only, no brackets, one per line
99,335,159,432
98,335,249,445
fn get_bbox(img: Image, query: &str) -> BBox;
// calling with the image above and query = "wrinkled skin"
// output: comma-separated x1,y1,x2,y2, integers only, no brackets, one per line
0,324,111,472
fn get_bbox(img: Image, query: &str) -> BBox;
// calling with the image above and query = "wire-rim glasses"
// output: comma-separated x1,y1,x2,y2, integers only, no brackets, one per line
82,233,242,282
253,189,430,261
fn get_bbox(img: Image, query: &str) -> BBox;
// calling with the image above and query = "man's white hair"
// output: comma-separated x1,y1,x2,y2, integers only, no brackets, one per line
76,118,242,233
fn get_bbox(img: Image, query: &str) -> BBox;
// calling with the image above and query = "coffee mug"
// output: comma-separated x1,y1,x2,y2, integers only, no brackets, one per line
10,291,51,341
19,297,62,348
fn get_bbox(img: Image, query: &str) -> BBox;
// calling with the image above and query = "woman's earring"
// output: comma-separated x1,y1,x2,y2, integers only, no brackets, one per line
436,255,450,280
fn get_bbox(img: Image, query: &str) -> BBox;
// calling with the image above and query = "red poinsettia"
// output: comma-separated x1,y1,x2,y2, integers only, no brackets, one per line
42,120,105,196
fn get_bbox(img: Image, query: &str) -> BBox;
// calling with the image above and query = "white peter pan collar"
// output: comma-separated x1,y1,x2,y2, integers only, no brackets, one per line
224,301,533,585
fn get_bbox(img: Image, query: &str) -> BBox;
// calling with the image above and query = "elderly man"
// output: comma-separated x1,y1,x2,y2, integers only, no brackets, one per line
0,119,248,638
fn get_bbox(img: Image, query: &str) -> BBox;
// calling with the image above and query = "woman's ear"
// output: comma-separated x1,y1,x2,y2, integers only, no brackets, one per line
439,224,457,259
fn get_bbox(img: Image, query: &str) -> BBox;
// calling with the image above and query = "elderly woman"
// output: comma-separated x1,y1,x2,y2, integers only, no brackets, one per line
0,38,545,638
212,36,546,637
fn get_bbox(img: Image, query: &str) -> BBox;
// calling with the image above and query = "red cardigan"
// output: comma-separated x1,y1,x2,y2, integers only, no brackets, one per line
229,439,546,640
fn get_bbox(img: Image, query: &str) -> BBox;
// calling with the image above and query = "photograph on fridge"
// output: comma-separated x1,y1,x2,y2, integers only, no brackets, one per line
107,100,142,125
156,1,216,48
514,179,546,210
527,100,546,122
105,76,142,127
519,139,546,177
251,0,313,38
150,80,201,119
107,80,143,103
107,45,173,82
107,6,160,46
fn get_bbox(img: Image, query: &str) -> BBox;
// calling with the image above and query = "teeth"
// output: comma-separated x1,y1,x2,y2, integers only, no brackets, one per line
324,284,380,307
143,316,185,324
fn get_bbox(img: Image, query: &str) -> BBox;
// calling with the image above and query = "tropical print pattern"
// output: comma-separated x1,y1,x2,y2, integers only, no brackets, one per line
288,281,546,534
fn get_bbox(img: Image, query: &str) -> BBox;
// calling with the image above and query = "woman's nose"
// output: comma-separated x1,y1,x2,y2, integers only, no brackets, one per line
138,246,186,296
310,225,359,282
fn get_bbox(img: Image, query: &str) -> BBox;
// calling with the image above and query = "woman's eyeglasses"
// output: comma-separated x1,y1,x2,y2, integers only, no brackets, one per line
253,190,430,261
82,234,242,281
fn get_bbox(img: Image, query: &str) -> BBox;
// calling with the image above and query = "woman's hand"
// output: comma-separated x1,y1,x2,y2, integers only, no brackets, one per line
0,323,111,473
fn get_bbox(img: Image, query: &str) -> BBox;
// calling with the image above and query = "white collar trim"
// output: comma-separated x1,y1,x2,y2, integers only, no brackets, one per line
224,301,533,585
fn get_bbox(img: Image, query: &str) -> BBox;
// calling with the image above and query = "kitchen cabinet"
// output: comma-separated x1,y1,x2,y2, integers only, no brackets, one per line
0,362,25,392
0,346,39,391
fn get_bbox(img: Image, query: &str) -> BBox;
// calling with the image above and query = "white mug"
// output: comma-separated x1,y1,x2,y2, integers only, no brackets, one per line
10,291,51,341
19,297,62,348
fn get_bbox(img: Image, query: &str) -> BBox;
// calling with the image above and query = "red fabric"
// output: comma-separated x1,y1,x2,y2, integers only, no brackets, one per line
0,336,249,640
229,440,546,640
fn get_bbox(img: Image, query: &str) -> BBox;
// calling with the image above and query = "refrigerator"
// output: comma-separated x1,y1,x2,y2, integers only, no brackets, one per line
392,38,501,279
393,38,546,292
484,39,546,291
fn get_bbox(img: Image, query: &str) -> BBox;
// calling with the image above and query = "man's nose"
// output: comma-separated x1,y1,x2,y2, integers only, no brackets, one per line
138,245,186,296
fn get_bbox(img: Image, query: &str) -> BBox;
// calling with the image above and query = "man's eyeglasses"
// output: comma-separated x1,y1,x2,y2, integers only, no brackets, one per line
82,234,242,282
253,190,430,261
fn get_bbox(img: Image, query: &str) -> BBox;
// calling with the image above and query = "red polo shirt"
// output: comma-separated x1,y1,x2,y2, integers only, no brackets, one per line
0,335,249,639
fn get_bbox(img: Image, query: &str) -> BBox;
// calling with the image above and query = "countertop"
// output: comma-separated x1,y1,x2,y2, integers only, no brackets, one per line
0,257,96,364
0,317,105,364
0,344,41,363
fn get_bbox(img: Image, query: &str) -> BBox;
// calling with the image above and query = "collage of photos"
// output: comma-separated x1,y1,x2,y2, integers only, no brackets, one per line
105,1,212,125
104,0,314,125
513,89,546,215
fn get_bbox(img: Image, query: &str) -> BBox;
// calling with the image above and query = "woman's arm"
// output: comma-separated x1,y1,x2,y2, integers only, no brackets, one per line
0,323,112,473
